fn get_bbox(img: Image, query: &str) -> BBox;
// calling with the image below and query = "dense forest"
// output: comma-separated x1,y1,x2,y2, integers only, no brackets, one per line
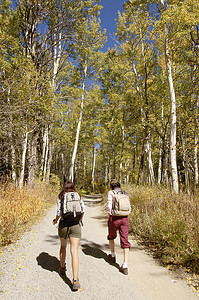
1,0,199,193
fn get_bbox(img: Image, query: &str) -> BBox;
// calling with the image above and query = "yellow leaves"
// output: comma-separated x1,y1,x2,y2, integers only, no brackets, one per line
0,182,57,247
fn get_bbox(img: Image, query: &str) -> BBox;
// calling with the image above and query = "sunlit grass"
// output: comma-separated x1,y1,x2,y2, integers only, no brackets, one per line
124,185,199,273
0,181,58,246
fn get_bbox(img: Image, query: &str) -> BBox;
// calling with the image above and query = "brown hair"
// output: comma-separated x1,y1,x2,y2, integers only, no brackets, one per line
110,182,120,190
58,181,75,200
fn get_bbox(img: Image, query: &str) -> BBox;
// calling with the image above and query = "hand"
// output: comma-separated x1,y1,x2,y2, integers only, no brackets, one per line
53,219,57,225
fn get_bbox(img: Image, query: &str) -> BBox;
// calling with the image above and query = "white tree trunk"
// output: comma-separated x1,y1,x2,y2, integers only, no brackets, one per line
194,96,199,186
52,32,62,90
124,158,130,184
119,124,125,183
19,130,28,188
91,144,97,192
69,64,87,182
61,153,66,178
40,126,48,177
193,60,198,186
105,161,108,185
145,136,155,184
28,132,37,187
83,153,87,179
161,0,178,194
46,139,53,184
194,94,199,186
163,136,169,186
165,37,178,193
42,129,49,182
9,134,16,182
158,102,164,184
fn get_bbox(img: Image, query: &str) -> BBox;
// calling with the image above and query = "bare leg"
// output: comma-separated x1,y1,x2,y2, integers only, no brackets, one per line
70,237,80,280
60,238,67,268
123,247,129,264
109,239,115,253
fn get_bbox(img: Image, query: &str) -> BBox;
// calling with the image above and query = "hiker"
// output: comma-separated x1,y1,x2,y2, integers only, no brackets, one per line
107,179,131,275
53,181,85,291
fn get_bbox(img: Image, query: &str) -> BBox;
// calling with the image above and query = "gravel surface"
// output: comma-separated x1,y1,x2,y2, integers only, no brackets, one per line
0,200,198,300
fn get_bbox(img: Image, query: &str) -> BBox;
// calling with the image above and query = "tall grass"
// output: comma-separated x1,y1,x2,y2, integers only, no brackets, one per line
0,181,58,246
124,185,199,273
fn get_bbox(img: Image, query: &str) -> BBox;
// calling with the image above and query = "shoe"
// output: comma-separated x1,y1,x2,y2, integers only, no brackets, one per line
72,278,80,291
58,265,66,276
120,266,128,275
108,254,116,263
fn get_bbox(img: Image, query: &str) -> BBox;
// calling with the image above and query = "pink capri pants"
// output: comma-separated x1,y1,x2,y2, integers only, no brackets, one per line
107,215,131,248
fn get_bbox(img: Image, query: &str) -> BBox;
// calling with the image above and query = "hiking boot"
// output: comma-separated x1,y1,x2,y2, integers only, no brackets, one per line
108,254,116,263
58,265,66,276
72,278,80,291
120,266,128,275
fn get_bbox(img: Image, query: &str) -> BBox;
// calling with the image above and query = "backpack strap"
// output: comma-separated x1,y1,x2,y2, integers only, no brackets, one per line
112,190,123,195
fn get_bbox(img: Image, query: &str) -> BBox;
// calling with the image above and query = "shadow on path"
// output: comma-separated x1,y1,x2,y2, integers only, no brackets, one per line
36,252,73,290
91,215,108,227
81,240,120,271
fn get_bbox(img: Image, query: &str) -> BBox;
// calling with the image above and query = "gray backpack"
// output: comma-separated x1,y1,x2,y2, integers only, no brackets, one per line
112,190,131,216
62,192,82,221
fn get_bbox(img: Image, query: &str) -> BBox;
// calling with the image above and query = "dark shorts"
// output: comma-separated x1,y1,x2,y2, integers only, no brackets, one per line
107,215,131,248
58,220,81,239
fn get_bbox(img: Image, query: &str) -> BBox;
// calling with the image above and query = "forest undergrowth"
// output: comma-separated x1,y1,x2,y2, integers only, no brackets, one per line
0,181,59,247
124,185,199,276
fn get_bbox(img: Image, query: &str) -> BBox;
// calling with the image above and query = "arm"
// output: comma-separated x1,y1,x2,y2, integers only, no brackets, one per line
52,197,62,225
107,190,114,215
80,196,85,223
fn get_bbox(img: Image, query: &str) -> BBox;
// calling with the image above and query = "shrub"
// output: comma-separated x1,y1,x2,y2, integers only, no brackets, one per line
0,181,58,246
125,185,199,273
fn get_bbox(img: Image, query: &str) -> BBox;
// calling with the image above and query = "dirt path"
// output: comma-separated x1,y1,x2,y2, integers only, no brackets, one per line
0,200,198,300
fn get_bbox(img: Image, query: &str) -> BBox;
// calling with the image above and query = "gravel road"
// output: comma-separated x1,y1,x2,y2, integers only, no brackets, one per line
0,199,198,300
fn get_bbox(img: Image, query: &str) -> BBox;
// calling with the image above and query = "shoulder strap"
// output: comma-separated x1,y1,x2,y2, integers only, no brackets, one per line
112,190,123,195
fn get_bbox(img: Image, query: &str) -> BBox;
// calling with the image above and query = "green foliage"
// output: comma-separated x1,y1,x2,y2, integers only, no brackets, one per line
0,0,199,192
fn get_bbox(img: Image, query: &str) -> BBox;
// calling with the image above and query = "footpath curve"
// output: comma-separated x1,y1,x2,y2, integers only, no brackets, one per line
0,199,198,300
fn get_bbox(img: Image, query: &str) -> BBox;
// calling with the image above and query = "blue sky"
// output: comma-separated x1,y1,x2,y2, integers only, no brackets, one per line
100,0,125,50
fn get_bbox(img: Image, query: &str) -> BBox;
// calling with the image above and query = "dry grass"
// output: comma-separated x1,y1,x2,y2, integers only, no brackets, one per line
124,185,199,274
0,181,58,246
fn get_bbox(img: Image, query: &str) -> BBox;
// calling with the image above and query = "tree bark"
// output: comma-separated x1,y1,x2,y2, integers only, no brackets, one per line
69,64,87,182
158,103,164,184
145,135,155,184
40,126,48,178
193,59,198,187
19,130,28,188
91,144,97,192
42,129,49,182
119,124,125,183
194,94,199,187
46,138,53,184
161,0,178,193
28,131,38,187
137,135,146,185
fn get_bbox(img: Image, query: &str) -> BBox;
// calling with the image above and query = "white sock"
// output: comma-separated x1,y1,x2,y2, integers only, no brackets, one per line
111,252,116,257
122,262,128,269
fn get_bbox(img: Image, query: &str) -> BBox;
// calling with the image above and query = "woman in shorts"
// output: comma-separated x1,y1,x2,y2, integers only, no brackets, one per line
53,181,85,291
